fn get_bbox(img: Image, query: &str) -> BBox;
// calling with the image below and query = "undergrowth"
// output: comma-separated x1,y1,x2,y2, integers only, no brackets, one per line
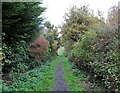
2,55,59,92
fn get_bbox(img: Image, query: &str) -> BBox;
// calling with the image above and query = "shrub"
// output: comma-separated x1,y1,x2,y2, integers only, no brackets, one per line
73,31,97,61
72,29,119,91
2,41,30,73
30,38,49,63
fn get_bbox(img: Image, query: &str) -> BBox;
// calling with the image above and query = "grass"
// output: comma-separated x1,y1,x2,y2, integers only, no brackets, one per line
62,55,87,91
2,55,59,91
34,55,59,91
2,55,88,91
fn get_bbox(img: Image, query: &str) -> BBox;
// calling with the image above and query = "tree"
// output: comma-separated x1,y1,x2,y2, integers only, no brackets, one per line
2,2,45,46
62,5,119,91
107,5,118,31
2,2,45,75
61,5,101,54
44,21,59,54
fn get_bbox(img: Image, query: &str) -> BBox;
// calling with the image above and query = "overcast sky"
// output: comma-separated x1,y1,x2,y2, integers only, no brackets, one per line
42,0,119,26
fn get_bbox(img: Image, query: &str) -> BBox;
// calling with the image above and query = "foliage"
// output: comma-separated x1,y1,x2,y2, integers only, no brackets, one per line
71,23,119,92
61,5,119,92
2,2,46,81
2,56,59,91
30,38,49,62
71,26,119,90
2,41,30,73
44,21,60,54
57,47,65,56
73,31,97,61
107,5,118,31
0,47,3,61
2,2,45,46
61,5,100,54
2,2,119,92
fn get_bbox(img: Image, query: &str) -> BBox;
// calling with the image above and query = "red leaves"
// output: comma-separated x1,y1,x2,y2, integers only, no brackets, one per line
30,38,49,61
34,38,49,47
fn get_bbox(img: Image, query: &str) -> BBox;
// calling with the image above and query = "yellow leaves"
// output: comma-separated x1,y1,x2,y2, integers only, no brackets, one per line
0,48,5,61
89,17,99,25
48,31,54,35
52,40,58,47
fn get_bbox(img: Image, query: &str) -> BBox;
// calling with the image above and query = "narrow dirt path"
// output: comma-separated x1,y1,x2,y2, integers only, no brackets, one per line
52,56,68,91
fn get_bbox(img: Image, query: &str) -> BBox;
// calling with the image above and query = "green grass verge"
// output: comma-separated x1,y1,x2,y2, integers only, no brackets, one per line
34,56,59,91
2,55,59,91
62,55,86,91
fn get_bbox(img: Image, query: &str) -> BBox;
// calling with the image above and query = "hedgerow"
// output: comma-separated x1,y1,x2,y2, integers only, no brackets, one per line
61,5,119,92
72,29,119,91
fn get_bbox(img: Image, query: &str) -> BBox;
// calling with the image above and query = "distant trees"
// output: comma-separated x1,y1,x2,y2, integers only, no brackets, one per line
61,5,101,54
44,21,59,54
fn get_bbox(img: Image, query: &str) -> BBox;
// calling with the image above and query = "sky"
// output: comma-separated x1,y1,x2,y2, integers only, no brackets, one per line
42,0,119,26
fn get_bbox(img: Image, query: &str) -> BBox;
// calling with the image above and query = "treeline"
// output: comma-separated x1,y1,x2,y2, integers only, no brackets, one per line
61,5,119,92
2,2,59,82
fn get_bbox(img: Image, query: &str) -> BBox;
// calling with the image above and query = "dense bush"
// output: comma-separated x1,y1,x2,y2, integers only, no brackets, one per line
2,55,59,91
72,29,119,91
61,5,119,92
30,38,50,63
73,31,97,61
61,5,100,54
44,21,60,54
2,41,29,73
2,2,46,81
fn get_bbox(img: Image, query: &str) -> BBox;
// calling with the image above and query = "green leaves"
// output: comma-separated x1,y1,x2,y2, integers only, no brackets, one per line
2,2,45,45
61,5,119,91
2,2,46,79
57,47,65,56
2,56,59,91
73,31,97,61
61,5,100,54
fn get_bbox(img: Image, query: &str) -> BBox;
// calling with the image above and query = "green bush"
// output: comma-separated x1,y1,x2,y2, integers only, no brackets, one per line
2,56,59,91
73,31,97,61
2,2,46,82
72,29,119,91
2,41,29,72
